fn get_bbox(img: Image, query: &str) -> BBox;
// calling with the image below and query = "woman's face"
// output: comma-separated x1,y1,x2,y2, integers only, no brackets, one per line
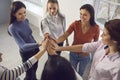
101,27,111,45
14,7,26,21
0,53,3,62
80,9,91,23
47,2,58,16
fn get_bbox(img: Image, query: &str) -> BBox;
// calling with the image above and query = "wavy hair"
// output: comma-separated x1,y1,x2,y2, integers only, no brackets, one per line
80,4,96,26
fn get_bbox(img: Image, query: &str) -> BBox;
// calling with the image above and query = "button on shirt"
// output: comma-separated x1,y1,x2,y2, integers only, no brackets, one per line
82,40,120,80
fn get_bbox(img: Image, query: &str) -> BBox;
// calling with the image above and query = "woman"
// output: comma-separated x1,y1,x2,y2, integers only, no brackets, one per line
8,1,41,80
0,38,48,80
53,19,120,80
56,4,100,75
40,0,68,55
41,40,83,80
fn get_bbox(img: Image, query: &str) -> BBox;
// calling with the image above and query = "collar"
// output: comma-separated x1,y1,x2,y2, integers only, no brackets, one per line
47,13,58,18
107,52,120,61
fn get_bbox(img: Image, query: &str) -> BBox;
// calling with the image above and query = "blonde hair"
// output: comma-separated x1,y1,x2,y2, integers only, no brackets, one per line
46,0,59,13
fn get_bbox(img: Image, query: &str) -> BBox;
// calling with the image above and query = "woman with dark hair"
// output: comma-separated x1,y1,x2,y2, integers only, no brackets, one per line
40,39,83,80
53,19,120,80
8,1,41,80
55,4,100,76
41,55,77,80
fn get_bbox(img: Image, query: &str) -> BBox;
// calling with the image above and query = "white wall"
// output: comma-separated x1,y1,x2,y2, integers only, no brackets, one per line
0,0,11,24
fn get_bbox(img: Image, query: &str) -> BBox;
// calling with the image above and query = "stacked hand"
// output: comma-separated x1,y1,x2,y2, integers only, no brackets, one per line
41,36,59,55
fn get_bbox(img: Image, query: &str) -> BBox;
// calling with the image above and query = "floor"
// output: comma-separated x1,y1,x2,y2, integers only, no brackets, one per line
0,23,69,80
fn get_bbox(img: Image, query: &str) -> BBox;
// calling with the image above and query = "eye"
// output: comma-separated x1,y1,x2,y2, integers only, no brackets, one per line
53,7,57,10
18,13,22,15
49,8,52,10
24,11,26,14
80,13,82,15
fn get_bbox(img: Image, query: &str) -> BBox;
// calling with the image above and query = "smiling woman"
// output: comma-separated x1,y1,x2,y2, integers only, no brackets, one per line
13,0,43,28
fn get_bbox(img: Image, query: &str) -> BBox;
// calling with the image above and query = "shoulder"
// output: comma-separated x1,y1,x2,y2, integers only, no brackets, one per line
58,12,65,19
0,66,7,76
74,20,81,23
41,17,48,24
92,24,100,31
71,20,81,26
9,24,15,31
24,18,29,23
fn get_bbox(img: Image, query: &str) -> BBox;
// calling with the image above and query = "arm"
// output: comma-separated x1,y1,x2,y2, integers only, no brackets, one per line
54,42,83,53
8,27,40,52
56,32,70,44
57,21,75,44
0,39,48,80
41,19,51,38
53,40,102,54
111,67,120,80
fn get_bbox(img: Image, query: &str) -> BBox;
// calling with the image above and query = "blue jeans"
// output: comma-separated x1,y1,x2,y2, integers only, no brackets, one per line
70,52,90,76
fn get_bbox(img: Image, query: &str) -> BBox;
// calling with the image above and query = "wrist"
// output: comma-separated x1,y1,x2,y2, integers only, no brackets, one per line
38,43,41,47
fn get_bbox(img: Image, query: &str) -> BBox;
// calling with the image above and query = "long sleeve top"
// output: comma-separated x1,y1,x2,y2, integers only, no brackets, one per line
0,56,37,80
82,40,120,80
8,19,39,52
41,13,66,39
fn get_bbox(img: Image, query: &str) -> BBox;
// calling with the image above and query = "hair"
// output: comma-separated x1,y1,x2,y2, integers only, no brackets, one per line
0,52,3,55
9,1,26,25
46,0,59,13
105,19,120,53
41,55,76,80
80,4,96,26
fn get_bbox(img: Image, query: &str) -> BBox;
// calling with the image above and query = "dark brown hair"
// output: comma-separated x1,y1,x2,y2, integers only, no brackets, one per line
41,55,76,80
80,4,96,26
105,19,120,53
9,1,26,24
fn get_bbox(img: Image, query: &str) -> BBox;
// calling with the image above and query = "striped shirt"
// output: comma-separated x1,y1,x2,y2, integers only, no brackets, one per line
0,57,37,80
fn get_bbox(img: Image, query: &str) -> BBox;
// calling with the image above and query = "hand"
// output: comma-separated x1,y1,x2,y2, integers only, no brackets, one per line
49,39,59,51
41,37,48,50
48,36,57,44
46,40,57,55
44,33,49,39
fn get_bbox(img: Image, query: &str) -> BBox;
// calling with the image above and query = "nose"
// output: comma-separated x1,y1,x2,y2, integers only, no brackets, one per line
80,14,84,18
51,9,54,13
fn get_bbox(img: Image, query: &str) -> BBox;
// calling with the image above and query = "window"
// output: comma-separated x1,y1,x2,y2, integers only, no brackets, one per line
94,0,120,29
26,0,43,6
13,0,43,7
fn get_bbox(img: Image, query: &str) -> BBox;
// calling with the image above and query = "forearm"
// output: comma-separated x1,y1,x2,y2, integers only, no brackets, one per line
0,57,38,80
56,44,83,53
34,49,46,60
57,32,69,43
